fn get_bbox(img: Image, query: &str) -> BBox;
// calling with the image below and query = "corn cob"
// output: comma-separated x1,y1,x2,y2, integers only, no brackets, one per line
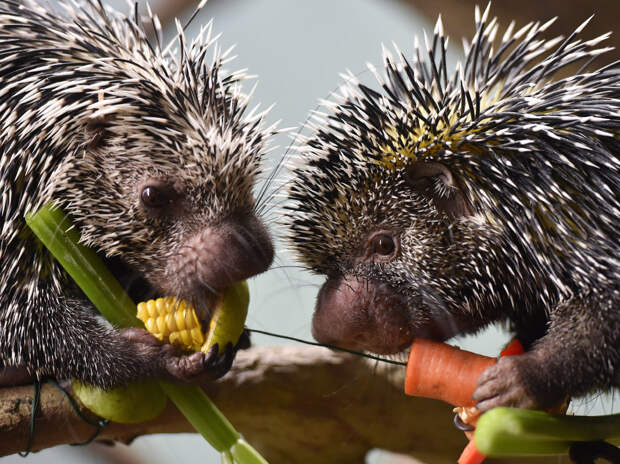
137,297,205,351
136,282,249,354
203,282,249,352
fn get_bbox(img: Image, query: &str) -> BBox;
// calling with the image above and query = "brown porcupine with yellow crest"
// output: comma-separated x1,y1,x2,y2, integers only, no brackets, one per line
286,5,619,411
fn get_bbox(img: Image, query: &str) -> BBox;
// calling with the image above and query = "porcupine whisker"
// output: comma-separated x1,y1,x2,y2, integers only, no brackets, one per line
257,190,298,218
329,279,357,297
420,285,459,339
254,145,294,214
255,160,304,218
228,224,273,268
172,244,220,297
258,255,293,275
266,260,324,305
198,234,267,292
195,256,223,295
287,282,323,291
256,178,295,217
268,264,315,272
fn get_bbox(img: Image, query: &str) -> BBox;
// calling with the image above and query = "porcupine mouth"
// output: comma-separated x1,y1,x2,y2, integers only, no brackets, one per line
103,255,219,329
375,319,457,355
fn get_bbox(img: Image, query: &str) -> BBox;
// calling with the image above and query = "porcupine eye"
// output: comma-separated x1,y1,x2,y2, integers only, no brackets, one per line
372,234,395,255
366,232,399,263
140,184,177,210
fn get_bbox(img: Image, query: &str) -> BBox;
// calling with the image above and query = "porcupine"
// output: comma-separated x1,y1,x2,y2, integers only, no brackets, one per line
0,0,275,389
286,5,619,412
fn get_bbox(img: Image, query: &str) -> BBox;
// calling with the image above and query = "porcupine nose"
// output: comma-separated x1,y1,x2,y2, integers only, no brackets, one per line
193,214,274,291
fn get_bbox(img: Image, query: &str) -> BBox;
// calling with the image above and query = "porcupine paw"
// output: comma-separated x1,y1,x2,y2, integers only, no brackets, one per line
163,342,236,383
472,353,549,411
173,330,252,383
120,328,237,383
236,329,251,350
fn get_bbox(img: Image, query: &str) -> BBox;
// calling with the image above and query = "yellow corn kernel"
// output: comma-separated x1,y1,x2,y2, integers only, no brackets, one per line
191,327,203,345
136,281,249,356
145,318,159,337
136,297,205,352
174,309,185,331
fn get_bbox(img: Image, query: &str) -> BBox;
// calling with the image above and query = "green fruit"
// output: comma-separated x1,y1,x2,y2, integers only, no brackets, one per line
73,380,167,424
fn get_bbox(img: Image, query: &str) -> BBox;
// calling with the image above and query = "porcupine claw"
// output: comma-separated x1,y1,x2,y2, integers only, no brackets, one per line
473,352,557,411
120,328,243,383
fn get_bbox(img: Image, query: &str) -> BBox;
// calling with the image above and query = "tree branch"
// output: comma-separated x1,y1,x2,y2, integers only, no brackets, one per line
0,346,566,463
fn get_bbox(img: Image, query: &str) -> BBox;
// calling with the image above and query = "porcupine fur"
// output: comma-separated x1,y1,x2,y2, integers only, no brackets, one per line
286,5,619,409
0,0,275,388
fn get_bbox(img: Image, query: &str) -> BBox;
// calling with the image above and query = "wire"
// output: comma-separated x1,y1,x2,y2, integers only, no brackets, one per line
246,328,407,367
44,379,110,447
18,378,110,457
18,380,41,457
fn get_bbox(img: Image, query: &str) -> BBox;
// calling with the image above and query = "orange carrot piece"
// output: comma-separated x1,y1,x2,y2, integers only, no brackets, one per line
456,340,525,464
405,339,526,464
404,339,496,407
499,339,525,357
458,439,487,464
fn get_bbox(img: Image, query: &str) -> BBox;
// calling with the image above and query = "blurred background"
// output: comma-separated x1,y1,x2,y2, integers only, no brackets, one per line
3,0,617,462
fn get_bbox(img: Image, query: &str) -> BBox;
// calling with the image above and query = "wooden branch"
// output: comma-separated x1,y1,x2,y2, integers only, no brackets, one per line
0,346,567,463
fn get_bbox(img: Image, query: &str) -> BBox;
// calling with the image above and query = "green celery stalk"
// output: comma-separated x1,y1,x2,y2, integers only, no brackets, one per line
231,438,269,463
25,203,139,329
475,407,620,457
25,202,268,463
222,450,234,464
159,382,239,452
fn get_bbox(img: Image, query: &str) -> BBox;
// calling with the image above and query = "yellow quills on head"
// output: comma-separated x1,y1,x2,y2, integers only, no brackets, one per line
136,281,250,354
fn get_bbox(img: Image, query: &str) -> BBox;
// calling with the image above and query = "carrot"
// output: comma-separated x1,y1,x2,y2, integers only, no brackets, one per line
499,338,524,357
458,439,487,464
404,339,525,464
404,339,497,407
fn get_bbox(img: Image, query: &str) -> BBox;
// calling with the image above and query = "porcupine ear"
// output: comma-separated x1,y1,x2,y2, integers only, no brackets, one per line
404,161,473,218
84,114,113,151
83,91,117,151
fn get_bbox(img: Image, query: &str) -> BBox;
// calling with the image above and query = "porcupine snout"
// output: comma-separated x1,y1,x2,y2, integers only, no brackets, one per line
171,214,274,297
313,275,414,354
